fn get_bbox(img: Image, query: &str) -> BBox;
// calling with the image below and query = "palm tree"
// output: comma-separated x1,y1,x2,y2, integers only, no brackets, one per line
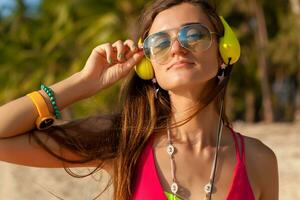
289,0,300,121
249,0,274,122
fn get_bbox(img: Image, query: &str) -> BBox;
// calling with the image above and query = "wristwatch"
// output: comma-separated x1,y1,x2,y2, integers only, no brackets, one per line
26,91,55,130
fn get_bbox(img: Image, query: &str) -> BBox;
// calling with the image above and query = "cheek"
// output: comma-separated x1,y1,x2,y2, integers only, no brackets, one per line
151,63,171,89
198,48,219,76
196,41,220,77
151,63,164,79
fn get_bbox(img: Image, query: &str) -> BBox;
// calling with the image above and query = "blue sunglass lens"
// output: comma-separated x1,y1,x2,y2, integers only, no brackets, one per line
144,24,212,61
179,24,211,50
144,32,171,60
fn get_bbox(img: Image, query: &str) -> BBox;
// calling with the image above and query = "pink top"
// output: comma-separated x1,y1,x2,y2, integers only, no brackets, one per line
132,128,255,200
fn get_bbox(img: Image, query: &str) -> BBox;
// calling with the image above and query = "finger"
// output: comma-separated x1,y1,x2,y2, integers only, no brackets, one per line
89,45,112,69
112,40,126,62
122,50,145,72
124,40,139,60
124,39,137,52
92,45,107,59
107,50,145,80
101,43,114,65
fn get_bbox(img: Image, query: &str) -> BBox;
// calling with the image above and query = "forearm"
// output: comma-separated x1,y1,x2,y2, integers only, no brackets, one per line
0,72,90,138
0,39,143,138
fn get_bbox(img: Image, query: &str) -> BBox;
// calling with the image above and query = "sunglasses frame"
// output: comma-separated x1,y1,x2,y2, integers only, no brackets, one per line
142,23,218,63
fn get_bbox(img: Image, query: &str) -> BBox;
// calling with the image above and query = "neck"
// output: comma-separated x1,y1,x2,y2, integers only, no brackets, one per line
167,84,222,150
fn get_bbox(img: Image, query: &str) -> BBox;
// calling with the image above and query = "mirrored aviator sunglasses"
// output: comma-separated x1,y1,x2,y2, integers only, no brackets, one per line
143,23,218,64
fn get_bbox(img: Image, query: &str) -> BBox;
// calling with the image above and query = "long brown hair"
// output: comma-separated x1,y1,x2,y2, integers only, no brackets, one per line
30,1,233,200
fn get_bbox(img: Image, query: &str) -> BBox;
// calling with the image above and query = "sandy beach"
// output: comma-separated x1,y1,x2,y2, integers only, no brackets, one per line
0,122,299,200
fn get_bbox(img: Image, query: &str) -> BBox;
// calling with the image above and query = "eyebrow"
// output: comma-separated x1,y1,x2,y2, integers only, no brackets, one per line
180,22,202,26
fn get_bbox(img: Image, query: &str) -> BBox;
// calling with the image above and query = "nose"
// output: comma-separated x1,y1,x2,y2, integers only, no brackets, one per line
170,38,188,56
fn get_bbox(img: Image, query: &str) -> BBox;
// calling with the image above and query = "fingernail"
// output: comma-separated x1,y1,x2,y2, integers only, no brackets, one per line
108,57,112,64
118,53,123,60
132,44,137,51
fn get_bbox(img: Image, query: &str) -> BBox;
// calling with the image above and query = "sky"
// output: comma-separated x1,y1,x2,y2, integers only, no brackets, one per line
0,0,41,17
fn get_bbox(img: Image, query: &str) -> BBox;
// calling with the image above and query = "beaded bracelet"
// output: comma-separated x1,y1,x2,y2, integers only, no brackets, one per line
40,84,62,119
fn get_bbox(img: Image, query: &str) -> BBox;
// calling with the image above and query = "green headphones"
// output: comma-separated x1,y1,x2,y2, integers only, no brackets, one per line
134,16,241,80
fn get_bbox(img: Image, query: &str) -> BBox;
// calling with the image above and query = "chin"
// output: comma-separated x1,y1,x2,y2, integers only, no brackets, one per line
157,70,216,91
175,73,206,83
162,79,206,92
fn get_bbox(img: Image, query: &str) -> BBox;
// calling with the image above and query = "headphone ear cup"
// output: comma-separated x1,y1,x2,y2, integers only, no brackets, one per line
134,57,154,80
218,16,241,65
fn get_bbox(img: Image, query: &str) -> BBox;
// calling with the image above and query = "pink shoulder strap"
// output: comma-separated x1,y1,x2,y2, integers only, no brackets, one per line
226,128,255,200
229,127,245,163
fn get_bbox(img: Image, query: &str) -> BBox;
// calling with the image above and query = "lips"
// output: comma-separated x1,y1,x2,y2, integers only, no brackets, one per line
168,60,194,70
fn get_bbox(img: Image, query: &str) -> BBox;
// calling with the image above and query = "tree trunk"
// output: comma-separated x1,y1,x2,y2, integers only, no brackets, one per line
295,69,300,121
289,0,300,121
251,0,274,122
245,91,255,122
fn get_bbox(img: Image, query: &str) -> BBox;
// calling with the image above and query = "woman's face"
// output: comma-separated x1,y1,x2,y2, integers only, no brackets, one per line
148,3,220,92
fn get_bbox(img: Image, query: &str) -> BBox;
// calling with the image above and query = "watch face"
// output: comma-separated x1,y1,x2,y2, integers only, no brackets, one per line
39,118,55,129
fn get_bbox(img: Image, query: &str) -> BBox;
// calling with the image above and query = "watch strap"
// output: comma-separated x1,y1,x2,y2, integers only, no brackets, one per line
27,91,52,117
27,91,55,130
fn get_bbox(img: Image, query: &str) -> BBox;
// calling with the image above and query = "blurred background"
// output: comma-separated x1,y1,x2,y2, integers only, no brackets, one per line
0,0,299,199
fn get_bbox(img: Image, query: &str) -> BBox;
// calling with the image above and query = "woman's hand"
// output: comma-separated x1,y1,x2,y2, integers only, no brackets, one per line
79,39,144,96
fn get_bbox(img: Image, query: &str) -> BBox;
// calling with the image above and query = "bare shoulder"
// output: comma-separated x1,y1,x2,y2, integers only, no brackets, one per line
243,135,277,163
242,134,279,200
242,135,278,182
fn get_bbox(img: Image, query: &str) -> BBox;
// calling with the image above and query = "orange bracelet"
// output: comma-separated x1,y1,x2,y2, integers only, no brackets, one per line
26,91,55,130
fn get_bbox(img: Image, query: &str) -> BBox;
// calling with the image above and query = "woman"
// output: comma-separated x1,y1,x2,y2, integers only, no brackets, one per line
0,0,278,200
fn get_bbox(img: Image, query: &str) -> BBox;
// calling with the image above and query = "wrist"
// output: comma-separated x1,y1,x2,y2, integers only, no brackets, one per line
77,71,102,98
38,72,89,114
64,72,96,102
